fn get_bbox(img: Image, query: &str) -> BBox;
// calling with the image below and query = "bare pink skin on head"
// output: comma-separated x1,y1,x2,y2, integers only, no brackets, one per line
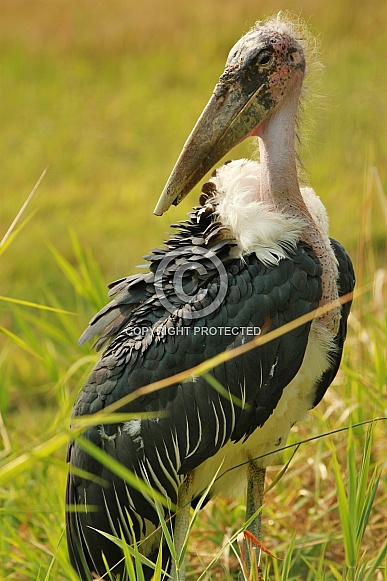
248,28,305,139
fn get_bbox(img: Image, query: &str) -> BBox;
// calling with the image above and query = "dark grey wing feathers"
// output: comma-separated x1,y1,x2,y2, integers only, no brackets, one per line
78,210,235,350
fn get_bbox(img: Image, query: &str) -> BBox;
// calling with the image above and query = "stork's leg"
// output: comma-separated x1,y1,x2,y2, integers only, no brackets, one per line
239,462,266,580
171,473,193,581
246,462,265,542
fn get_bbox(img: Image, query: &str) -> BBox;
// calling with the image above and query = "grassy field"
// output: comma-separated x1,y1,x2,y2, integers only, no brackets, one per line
1,0,386,579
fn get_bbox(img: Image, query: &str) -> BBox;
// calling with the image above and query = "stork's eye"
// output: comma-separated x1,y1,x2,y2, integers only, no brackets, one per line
256,49,273,67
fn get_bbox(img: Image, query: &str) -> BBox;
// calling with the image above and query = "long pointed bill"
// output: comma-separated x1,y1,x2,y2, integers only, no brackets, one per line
154,81,270,216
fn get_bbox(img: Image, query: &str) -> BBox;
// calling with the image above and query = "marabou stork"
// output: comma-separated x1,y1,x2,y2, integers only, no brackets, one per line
66,16,355,580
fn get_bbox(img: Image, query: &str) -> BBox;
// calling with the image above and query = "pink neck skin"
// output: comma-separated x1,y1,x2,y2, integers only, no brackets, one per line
257,75,340,333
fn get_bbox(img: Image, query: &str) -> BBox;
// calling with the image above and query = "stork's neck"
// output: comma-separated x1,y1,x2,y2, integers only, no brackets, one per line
258,81,308,218
258,84,341,335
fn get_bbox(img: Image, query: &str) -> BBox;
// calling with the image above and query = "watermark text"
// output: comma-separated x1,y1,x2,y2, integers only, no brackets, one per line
126,326,262,338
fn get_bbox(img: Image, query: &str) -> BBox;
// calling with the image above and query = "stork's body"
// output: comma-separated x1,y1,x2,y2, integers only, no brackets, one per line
66,18,354,580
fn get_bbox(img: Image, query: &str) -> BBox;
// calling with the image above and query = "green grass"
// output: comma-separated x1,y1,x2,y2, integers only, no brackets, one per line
1,1,387,579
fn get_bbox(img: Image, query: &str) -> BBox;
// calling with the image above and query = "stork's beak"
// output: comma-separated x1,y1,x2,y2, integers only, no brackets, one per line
153,75,271,216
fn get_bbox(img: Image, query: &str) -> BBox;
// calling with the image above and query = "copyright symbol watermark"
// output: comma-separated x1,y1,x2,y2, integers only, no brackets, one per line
154,247,228,319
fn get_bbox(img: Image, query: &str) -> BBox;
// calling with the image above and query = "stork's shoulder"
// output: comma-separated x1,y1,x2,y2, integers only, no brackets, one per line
311,238,355,408
78,202,236,350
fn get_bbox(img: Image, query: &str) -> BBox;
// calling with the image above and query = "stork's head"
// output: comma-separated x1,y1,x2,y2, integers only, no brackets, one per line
154,18,307,215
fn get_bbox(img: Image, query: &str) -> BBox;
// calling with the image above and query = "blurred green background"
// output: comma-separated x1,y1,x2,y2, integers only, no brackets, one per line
1,0,386,305
1,2,386,578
